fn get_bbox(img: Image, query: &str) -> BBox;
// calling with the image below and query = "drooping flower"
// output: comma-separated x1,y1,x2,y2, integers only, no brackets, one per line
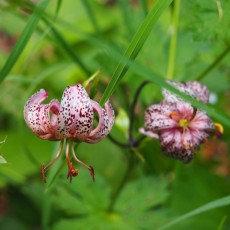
140,81,222,163
24,84,115,182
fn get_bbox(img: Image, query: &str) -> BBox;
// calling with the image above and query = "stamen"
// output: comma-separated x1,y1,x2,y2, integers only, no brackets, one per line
214,123,224,138
71,144,95,182
169,111,179,119
41,140,64,183
66,139,79,183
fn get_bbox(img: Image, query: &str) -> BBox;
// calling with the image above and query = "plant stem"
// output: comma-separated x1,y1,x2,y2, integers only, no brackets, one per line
166,0,181,80
129,80,150,144
195,43,230,81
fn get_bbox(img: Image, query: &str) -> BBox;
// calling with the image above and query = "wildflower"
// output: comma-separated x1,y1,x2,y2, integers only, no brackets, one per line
140,81,222,163
24,84,114,182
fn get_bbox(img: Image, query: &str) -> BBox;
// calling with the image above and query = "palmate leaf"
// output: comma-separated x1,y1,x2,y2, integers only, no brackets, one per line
0,0,50,84
99,0,173,106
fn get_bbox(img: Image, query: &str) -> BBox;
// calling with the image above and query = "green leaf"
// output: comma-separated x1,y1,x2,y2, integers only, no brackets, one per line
115,176,169,214
100,0,173,105
0,0,50,84
159,195,230,230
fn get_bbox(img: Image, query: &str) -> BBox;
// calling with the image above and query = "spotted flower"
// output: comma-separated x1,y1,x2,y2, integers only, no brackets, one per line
24,84,114,182
140,81,222,163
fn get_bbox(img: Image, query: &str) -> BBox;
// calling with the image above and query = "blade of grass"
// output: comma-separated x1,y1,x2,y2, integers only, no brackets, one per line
166,0,181,80
54,0,63,20
158,195,230,230
81,0,101,36
0,0,50,84
48,17,230,127
42,17,92,75
100,0,173,105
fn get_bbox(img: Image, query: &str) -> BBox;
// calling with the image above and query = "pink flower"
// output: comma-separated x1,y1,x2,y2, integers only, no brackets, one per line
142,101,216,163
140,81,221,163
24,84,114,182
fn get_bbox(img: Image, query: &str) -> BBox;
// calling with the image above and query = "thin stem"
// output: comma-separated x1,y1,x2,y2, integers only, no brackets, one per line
107,81,150,148
107,134,130,148
129,80,150,143
195,44,230,81
166,0,181,80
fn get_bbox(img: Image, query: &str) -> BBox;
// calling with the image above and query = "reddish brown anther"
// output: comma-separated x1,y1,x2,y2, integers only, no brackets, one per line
88,165,95,182
41,164,46,183
67,162,79,183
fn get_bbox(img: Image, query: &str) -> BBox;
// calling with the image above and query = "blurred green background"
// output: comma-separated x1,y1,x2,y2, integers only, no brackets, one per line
0,0,230,229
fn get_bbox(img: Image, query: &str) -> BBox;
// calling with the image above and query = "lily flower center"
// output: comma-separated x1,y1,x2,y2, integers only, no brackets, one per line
179,118,189,128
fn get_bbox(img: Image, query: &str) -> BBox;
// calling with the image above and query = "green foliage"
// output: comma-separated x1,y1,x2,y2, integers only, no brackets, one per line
0,0,230,229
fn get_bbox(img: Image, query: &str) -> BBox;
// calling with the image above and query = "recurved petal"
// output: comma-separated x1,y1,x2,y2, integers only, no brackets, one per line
24,89,60,140
162,80,210,104
86,100,115,144
144,104,177,132
56,84,94,140
185,81,209,103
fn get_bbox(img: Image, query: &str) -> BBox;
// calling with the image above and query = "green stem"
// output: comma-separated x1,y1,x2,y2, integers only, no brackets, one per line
166,0,181,80
195,43,230,81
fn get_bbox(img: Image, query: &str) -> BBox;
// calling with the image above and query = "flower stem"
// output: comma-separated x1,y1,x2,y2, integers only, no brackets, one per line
195,43,230,81
108,81,150,148
166,0,181,80
128,80,150,144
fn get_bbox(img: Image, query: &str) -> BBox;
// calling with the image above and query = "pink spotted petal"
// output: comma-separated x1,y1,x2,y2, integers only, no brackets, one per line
190,110,215,131
186,81,209,103
175,101,194,120
145,104,177,132
139,127,159,139
24,89,60,140
163,80,210,104
86,100,115,144
160,130,194,163
56,84,94,140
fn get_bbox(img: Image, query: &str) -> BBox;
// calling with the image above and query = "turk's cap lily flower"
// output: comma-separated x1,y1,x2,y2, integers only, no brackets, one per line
141,100,221,163
24,84,115,182
162,80,210,104
24,84,114,143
